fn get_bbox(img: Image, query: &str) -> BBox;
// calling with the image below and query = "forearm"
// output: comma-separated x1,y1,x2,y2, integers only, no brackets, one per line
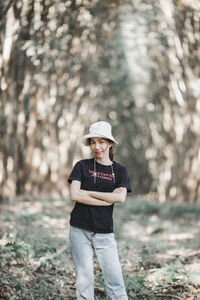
70,191,112,206
88,191,124,204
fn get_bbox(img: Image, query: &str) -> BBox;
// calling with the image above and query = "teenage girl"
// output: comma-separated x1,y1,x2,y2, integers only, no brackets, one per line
68,121,132,300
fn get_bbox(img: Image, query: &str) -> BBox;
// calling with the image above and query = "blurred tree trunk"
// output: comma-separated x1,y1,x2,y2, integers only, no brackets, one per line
0,0,121,199
109,0,200,202
0,0,199,202
152,0,200,202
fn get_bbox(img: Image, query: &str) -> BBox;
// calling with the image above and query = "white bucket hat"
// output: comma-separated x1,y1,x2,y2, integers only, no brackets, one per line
82,121,118,146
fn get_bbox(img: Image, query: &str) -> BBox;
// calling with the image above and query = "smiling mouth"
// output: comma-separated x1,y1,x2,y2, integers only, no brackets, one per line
95,152,103,155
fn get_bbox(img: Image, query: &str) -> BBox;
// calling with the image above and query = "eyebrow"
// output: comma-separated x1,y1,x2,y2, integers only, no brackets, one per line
90,138,105,142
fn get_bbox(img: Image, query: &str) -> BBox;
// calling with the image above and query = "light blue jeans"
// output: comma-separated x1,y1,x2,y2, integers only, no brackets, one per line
69,226,128,300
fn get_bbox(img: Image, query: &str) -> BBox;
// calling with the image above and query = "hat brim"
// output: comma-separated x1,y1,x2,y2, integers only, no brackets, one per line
82,134,119,146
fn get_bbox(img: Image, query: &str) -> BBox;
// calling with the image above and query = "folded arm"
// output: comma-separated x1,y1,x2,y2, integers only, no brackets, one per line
87,187,127,204
70,180,112,206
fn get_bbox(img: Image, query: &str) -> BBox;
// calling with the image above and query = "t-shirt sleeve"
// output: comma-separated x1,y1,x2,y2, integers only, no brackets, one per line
68,161,82,184
116,167,132,193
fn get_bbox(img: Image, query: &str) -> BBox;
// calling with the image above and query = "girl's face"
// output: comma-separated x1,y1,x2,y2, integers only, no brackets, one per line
89,137,112,160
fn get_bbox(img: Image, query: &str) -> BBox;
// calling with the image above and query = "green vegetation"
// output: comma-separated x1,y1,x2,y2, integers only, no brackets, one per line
0,196,200,299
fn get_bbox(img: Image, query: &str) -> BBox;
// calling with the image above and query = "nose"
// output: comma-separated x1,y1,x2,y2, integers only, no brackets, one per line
95,142,100,149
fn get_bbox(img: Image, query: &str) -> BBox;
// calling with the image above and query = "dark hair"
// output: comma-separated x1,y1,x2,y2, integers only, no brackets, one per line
107,139,115,161
109,145,114,162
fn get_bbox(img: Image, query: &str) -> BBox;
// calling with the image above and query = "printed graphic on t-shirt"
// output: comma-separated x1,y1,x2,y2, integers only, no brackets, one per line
89,170,115,181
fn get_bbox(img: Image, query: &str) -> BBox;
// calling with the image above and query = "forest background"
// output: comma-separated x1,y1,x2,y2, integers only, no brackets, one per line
0,0,200,299
0,0,200,202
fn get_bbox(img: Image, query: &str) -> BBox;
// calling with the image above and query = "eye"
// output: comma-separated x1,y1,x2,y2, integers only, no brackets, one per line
99,139,106,144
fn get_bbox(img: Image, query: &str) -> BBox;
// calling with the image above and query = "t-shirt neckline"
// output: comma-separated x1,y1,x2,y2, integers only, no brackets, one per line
94,158,114,167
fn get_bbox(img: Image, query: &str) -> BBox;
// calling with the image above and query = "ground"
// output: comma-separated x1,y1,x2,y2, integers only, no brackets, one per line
0,195,200,299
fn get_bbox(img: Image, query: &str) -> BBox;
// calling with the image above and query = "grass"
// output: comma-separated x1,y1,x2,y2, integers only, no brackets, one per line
0,195,200,299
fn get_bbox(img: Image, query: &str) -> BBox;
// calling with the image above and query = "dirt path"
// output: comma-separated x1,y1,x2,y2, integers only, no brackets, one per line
0,196,200,299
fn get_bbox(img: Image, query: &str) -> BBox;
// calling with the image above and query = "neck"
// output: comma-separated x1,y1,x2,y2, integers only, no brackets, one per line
95,157,112,165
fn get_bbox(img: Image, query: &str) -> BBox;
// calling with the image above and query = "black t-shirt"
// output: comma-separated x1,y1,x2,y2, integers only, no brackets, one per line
68,158,132,233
